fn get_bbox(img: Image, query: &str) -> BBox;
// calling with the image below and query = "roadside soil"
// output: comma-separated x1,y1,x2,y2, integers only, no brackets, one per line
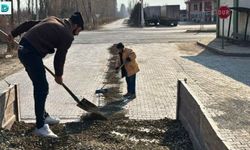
0,55,23,81
0,44,194,149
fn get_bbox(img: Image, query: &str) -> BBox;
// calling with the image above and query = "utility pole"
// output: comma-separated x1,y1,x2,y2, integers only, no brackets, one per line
141,0,144,27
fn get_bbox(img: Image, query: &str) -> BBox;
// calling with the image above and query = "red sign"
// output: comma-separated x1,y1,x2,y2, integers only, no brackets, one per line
218,6,231,19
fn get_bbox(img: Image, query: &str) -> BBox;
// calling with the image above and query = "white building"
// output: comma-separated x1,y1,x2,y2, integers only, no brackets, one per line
217,0,250,41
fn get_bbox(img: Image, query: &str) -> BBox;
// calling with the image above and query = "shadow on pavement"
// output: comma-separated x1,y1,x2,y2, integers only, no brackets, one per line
181,39,250,87
208,98,250,131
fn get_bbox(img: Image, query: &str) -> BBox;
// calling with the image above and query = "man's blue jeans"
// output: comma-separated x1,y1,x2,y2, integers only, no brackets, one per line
18,47,48,129
125,74,136,95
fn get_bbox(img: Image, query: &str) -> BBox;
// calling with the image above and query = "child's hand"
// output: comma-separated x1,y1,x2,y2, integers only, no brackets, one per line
115,67,120,73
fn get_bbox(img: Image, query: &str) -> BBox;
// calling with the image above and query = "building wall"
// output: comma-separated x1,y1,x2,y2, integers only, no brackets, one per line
218,0,250,39
239,1,250,8
239,1,250,37
186,0,217,23
238,13,250,37
180,10,188,21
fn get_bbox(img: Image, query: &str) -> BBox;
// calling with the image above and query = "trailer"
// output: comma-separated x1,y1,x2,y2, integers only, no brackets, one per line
160,5,180,26
144,6,161,26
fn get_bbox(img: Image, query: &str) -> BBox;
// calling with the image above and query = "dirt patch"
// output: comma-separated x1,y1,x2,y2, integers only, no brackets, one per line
0,56,23,80
176,42,204,55
0,118,193,150
0,42,22,81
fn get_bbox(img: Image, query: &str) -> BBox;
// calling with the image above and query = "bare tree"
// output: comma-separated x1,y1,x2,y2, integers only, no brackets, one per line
35,0,39,20
17,0,21,23
31,0,34,17
27,0,31,15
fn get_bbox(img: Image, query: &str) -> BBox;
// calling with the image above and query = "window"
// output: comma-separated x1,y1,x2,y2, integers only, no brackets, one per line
194,4,198,11
205,2,212,11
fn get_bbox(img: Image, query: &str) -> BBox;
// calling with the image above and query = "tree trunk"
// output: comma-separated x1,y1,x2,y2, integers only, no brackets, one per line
27,0,31,15
31,0,34,17
10,0,14,28
39,0,44,18
45,0,49,17
35,0,39,20
17,0,20,24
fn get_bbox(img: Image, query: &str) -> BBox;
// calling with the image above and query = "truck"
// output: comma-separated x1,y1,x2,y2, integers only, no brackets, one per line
160,5,180,26
143,6,161,26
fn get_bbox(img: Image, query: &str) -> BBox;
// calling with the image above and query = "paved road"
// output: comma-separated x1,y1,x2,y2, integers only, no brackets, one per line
0,20,250,147
0,19,249,149
0,19,216,121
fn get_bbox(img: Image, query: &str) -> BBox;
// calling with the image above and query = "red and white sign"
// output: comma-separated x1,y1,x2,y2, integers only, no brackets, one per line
218,6,231,19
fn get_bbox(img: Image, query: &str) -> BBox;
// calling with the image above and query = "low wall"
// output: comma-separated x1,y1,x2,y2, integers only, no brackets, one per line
0,84,20,129
176,80,228,150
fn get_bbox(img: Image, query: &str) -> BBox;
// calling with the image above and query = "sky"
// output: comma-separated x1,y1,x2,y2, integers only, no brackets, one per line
117,0,186,10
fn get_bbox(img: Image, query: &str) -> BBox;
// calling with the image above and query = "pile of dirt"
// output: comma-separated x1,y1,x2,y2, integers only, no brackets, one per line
0,118,193,150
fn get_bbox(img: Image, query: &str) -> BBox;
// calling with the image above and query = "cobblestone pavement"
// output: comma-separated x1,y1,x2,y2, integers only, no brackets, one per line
0,19,249,149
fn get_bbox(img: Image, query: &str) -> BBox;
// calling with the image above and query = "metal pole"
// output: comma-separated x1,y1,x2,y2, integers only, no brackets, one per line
244,13,249,41
222,19,224,49
227,11,232,39
141,0,144,27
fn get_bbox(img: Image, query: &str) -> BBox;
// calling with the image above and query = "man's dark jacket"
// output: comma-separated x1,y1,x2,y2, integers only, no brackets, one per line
11,16,74,76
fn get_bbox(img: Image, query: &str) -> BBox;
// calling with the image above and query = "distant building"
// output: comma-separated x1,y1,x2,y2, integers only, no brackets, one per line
185,0,217,23
118,4,129,18
180,10,188,21
217,0,250,41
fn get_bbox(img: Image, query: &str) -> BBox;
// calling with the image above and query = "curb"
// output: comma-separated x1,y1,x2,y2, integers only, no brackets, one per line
186,30,216,33
197,41,250,57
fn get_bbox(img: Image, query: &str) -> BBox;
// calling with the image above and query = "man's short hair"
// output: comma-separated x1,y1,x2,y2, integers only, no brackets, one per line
70,12,84,30
116,42,124,49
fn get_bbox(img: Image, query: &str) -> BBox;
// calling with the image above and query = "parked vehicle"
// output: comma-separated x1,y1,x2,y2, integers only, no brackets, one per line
144,6,161,26
160,5,180,26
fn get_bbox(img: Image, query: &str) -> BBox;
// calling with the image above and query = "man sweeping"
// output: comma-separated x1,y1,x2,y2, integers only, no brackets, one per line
115,43,139,100
8,12,84,138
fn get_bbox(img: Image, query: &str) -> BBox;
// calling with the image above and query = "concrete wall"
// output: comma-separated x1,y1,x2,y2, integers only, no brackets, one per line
177,80,228,150
0,85,20,129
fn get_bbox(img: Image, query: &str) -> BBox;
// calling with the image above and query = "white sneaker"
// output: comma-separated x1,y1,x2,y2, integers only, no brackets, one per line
34,124,58,138
45,116,60,125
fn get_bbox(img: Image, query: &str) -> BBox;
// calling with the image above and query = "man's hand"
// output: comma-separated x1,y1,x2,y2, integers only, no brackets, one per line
55,76,63,85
